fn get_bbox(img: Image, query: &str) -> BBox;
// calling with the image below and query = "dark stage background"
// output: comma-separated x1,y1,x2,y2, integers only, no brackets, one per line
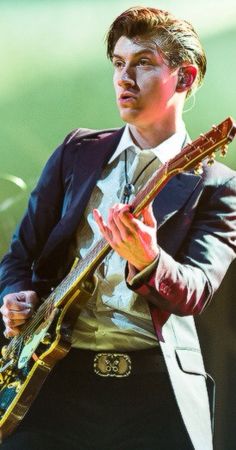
0,1,236,449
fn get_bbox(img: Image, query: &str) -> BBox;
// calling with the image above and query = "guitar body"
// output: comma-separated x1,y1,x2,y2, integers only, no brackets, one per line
0,282,91,442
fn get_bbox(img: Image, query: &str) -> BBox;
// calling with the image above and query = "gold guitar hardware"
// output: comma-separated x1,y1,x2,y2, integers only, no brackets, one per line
207,152,216,166
38,360,50,369
1,347,8,360
194,162,203,175
220,144,228,157
41,333,52,345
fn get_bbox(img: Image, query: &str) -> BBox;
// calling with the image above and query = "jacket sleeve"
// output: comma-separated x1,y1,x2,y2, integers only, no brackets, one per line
126,175,236,316
0,138,70,304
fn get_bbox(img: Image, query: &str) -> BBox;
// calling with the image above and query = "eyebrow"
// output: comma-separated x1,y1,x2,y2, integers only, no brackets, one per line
112,49,156,59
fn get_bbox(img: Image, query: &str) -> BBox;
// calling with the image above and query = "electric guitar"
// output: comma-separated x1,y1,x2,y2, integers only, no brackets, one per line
0,117,235,442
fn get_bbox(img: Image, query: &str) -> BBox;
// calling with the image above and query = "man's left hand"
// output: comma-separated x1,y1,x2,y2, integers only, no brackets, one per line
93,203,159,271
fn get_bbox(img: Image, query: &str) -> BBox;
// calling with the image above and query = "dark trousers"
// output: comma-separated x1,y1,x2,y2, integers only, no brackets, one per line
1,348,193,450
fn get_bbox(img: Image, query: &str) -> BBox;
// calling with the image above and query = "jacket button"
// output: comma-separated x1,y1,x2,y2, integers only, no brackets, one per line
159,281,170,296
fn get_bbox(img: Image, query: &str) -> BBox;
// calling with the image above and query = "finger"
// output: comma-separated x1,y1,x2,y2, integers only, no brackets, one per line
20,291,39,308
107,207,124,240
93,209,113,241
93,208,106,230
2,291,38,311
111,213,134,243
3,317,29,328
0,304,33,320
4,326,21,338
2,294,29,311
112,203,131,216
141,204,157,228
112,204,134,228
116,207,138,232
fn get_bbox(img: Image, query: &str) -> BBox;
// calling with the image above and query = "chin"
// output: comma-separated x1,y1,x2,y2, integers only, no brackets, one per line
119,108,140,125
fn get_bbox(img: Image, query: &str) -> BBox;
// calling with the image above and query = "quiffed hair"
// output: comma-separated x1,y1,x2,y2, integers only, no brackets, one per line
106,6,207,93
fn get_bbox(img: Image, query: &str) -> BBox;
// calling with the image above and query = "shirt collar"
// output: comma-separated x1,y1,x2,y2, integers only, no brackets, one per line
108,122,187,164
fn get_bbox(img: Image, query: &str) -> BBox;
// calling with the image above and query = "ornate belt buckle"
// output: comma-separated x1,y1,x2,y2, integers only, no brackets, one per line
93,353,131,377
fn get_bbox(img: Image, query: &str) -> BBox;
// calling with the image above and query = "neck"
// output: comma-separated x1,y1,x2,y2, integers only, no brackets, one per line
128,105,185,149
128,119,183,149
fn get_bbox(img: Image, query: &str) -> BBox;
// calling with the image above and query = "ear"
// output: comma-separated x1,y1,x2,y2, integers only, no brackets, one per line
176,66,198,93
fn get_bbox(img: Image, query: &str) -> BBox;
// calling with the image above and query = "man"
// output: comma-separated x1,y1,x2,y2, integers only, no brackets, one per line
0,6,235,450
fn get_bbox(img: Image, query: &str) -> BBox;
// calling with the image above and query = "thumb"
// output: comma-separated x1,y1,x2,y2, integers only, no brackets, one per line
141,204,157,228
19,291,39,308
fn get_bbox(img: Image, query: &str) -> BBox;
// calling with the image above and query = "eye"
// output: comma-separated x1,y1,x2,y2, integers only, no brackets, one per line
112,59,124,69
138,58,152,66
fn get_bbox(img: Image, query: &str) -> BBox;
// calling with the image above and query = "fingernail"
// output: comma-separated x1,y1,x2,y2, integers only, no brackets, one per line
26,304,33,310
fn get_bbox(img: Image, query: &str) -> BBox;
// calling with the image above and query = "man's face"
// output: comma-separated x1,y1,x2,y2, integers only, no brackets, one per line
112,36,179,128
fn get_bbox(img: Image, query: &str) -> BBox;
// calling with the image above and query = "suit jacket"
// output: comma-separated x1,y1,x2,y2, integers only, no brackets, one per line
1,127,236,450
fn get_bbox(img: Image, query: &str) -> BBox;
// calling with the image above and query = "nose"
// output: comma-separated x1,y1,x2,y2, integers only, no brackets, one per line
117,68,135,88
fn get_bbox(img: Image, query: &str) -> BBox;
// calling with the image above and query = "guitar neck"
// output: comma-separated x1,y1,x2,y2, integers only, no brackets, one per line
50,116,236,308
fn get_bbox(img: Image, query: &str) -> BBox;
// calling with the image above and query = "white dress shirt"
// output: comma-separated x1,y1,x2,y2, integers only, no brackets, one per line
71,123,187,350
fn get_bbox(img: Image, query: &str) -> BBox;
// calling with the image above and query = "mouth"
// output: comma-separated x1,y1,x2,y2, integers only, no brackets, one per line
118,91,137,105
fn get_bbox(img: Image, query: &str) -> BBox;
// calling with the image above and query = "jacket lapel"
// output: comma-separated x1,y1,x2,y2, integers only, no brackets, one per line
38,128,124,262
153,171,202,229
61,127,124,232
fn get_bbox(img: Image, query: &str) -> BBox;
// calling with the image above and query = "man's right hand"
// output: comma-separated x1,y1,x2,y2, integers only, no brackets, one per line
0,291,39,338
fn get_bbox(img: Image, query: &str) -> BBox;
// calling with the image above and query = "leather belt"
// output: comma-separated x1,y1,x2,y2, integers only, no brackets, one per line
68,347,167,378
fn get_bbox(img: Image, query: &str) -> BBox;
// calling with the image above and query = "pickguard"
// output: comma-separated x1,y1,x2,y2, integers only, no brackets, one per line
18,309,58,369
